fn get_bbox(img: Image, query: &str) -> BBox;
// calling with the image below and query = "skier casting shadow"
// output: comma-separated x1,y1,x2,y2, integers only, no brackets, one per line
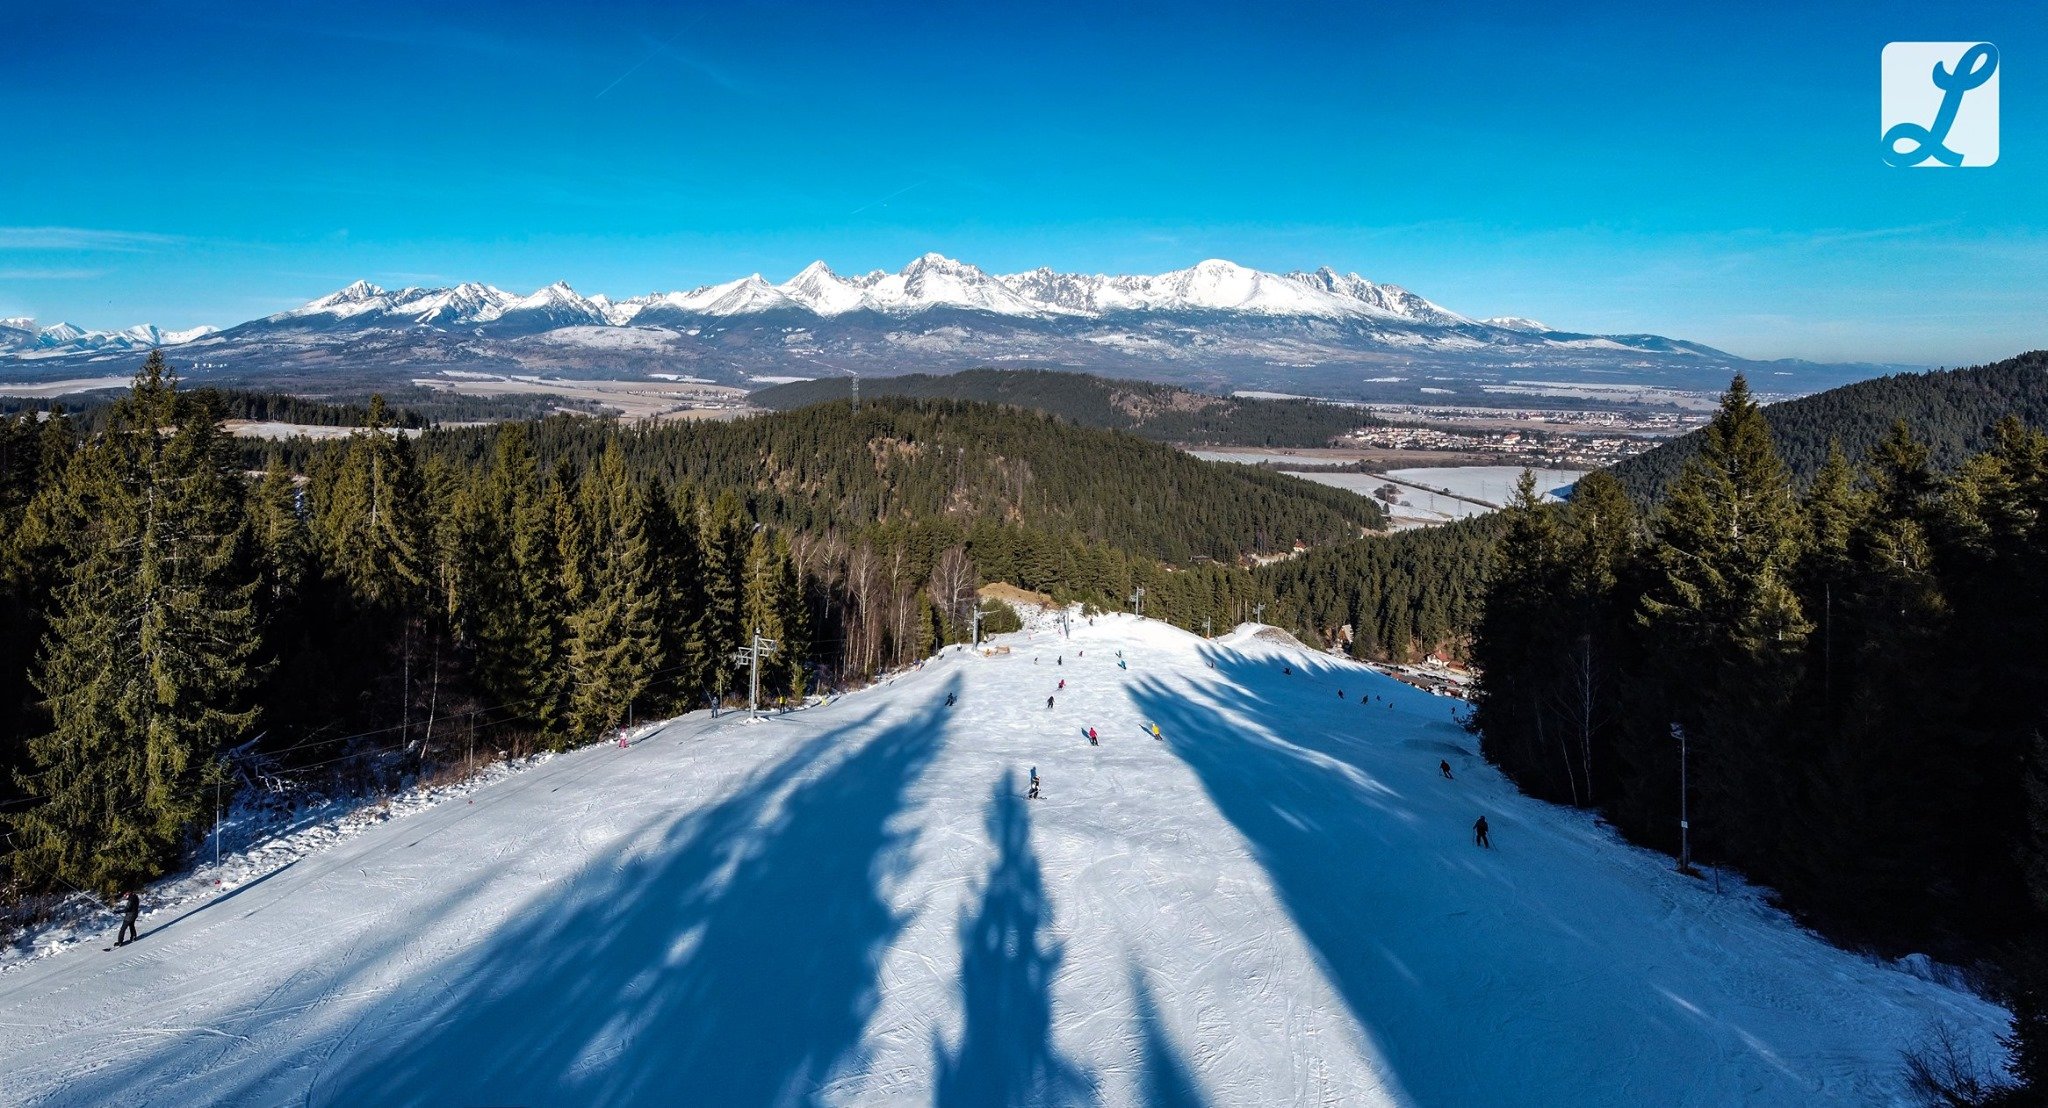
1474,815,1490,849
1027,768,1041,800
115,890,140,946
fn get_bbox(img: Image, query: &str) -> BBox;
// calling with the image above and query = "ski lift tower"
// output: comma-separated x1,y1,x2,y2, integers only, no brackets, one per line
731,627,780,721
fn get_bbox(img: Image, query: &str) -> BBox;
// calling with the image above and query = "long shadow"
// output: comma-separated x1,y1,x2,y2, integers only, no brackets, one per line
38,688,957,1107
934,771,1093,1108
309,680,957,1107
1129,647,1843,1105
135,858,299,940
1131,965,1208,1108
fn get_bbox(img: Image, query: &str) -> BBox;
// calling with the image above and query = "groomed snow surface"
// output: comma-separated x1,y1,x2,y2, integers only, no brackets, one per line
0,615,2007,1106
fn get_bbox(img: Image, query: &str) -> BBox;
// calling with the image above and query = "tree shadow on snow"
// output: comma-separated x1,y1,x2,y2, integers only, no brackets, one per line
934,770,1093,1108
225,680,960,1108
1131,964,1208,1108
1127,648,1813,1106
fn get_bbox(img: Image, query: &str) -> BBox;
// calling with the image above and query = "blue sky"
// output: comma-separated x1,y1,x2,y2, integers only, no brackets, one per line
2,0,2041,364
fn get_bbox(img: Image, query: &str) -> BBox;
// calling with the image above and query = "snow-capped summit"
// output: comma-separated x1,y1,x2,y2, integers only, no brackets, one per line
1482,316,1551,333
863,253,1057,317
777,261,868,316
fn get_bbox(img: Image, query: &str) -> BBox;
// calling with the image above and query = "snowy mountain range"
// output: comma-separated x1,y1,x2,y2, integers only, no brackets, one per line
0,316,218,360
2,255,1880,402
255,256,1485,328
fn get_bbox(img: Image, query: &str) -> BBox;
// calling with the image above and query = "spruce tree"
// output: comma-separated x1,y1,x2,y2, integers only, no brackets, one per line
1637,375,1808,871
562,443,661,742
12,356,262,894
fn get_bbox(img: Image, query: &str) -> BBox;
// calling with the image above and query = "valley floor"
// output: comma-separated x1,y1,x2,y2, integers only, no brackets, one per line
0,617,2007,1106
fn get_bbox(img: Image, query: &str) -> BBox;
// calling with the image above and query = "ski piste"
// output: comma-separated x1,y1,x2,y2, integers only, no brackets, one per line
0,613,2008,1105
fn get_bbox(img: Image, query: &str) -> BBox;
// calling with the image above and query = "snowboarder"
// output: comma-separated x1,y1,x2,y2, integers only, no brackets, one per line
115,890,140,946
1047,695,1055,710
1440,759,1454,780
1088,727,1099,746
1028,768,1041,799
1474,815,1491,849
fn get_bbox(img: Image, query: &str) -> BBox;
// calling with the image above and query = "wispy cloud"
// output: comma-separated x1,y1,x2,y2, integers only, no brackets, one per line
0,227,183,252
0,267,105,279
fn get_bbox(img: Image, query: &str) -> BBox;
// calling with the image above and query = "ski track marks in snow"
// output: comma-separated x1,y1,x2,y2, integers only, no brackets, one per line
0,614,2011,1106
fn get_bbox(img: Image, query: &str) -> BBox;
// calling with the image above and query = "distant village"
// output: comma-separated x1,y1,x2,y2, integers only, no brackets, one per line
1340,405,1699,469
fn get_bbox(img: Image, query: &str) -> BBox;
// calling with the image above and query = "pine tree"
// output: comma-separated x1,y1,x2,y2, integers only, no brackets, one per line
639,481,703,716
313,396,426,614
11,357,262,894
562,443,661,742
1636,375,1809,871
695,491,749,706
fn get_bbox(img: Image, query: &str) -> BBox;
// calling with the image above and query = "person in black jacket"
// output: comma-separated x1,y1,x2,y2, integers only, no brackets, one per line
1473,816,1491,849
115,891,140,946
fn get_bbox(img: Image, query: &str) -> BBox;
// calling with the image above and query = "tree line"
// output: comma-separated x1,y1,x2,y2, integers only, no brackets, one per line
749,368,1384,447
1469,375,2048,1099
0,358,1393,900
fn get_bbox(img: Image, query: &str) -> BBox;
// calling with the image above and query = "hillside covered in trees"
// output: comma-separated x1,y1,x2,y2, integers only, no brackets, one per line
750,368,1381,447
0,358,1392,906
1470,377,2048,1101
1611,350,2048,501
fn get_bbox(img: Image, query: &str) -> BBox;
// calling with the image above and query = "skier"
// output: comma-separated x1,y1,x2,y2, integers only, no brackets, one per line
1058,679,1065,690
1088,727,1099,746
1028,768,1041,800
1283,665,1291,675
115,890,140,946
1150,723,1162,740
1338,689,1345,699
1047,695,1055,710
1057,656,1063,666
1474,815,1491,849
1440,759,1454,780
946,692,957,707
1117,659,1127,670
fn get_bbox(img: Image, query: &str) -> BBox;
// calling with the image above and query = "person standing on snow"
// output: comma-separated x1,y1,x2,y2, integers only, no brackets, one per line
1440,760,1454,780
1028,768,1041,800
1150,723,1162,740
1088,727,1099,746
115,890,140,946
1474,815,1491,849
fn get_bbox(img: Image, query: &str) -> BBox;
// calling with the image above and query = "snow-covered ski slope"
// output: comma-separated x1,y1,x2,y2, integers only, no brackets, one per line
0,616,2007,1106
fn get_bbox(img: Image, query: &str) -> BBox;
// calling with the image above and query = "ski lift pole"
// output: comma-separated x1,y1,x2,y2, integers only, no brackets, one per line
1671,722,1691,872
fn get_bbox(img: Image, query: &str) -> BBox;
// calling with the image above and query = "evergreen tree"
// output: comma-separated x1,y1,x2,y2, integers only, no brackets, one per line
1635,375,1808,870
695,491,749,706
638,480,703,716
11,357,262,894
562,443,661,742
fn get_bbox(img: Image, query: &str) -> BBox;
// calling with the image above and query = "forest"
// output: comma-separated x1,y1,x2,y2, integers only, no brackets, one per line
1469,373,2048,1101
749,367,1383,447
0,354,1394,904
1610,350,2048,501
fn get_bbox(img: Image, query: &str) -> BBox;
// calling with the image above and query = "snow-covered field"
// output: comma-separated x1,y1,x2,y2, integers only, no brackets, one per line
0,616,2007,1106
1382,464,1584,506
